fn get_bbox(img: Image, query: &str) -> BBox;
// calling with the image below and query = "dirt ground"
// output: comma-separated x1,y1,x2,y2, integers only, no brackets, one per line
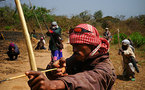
0,30,145,90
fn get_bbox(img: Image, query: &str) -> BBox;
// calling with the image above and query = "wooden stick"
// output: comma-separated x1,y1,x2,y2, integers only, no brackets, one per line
14,0,37,71
0,33,5,40
89,44,101,56
0,68,57,83
117,29,120,49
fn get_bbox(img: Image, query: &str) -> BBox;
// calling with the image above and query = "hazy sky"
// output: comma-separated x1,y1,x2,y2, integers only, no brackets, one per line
0,0,145,18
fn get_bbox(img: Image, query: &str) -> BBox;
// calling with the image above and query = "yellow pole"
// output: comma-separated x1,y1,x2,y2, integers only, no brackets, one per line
117,29,120,49
14,0,37,71
0,33,5,40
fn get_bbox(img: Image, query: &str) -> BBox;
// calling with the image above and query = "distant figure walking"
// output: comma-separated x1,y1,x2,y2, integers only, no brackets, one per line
103,28,112,43
7,43,20,60
30,29,37,38
118,39,139,81
46,21,63,63
35,37,46,50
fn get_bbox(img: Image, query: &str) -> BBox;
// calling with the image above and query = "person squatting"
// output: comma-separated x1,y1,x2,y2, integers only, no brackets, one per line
7,42,20,60
35,37,46,50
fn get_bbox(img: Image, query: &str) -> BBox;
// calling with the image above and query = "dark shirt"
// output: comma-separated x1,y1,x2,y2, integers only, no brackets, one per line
8,44,20,54
46,27,62,51
47,53,116,90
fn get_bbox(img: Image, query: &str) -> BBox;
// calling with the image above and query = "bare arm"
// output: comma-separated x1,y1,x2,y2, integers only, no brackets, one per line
25,71,65,90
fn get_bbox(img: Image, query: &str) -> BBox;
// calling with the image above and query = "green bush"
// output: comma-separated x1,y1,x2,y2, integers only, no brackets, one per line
129,32,145,47
113,33,127,44
5,26,11,30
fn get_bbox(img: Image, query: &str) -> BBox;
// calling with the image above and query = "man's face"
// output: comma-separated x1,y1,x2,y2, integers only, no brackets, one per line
122,44,129,50
51,25,57,29
11,47,15,52
72,44,92,62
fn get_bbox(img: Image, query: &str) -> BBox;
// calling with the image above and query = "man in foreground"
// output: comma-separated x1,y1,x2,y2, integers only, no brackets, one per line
26,24,116,90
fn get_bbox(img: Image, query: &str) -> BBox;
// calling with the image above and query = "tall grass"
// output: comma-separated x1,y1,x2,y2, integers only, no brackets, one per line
112,32,145,49
113,33,127,44
129,32,145,48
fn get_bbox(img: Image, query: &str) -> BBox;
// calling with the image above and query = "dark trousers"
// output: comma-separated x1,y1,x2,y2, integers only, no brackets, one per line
35,46,46,50
7,51,19,60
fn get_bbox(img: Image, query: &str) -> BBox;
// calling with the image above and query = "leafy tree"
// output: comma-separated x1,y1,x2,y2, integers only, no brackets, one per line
22,4,31,19
0,6,16,27
79,10,92,22
115,15,125,20
93,10,103,21
135,15,145,26
71,15,83,25
34,7,53,22
101,16,120,29
102,16,120,23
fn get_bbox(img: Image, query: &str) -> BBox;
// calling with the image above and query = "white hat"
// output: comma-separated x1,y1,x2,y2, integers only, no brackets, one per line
52,21,57,26
122,39,130,45
105,28,109,30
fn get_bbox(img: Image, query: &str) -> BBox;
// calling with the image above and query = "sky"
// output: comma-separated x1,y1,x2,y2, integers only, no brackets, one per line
0,0,145,19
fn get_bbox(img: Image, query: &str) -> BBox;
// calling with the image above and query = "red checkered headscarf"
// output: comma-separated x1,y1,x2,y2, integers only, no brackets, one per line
69,24,109,54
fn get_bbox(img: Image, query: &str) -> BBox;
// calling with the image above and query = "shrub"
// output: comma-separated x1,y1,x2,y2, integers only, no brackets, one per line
113,33,127,44
129,32,145,47
5,26,11,30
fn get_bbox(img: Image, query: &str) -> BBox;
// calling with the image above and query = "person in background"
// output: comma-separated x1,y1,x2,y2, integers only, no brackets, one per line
128,38,135,52
46,21,63,63
118,39,139,81
103,28,112,43
35,37,46,50
26,24,116,90
66,30,70,44
30,29,37,38
7,42,20,60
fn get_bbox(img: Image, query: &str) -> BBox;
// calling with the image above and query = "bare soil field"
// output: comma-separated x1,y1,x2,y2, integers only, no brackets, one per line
0,30,145,90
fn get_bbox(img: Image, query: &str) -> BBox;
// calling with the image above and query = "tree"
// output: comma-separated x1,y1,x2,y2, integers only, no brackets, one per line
101,16,120,29
79,10,92,22
115,15,125,20
93,10,103,21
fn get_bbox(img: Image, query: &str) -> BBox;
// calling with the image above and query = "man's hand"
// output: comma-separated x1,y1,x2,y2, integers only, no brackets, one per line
25,71,50,90
52,58,68,77
119,49,123,52
46,58,68,79
118,48,124,55
25,71,66,90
